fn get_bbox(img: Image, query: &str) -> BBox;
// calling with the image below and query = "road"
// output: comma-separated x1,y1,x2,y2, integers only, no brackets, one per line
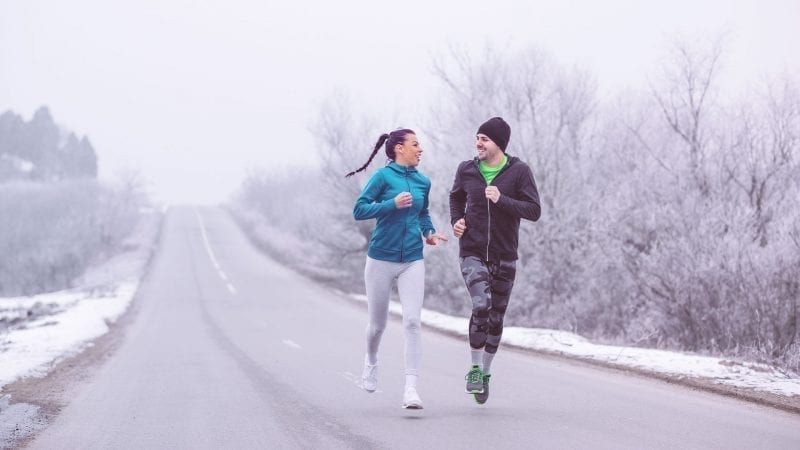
28,206,800,449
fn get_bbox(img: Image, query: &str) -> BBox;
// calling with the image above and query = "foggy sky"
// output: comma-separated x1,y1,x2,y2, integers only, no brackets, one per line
1,0,798,204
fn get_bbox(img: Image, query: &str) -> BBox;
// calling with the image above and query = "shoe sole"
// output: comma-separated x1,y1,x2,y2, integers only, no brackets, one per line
403,403,424,409
362,376,378,392
465,388,484,394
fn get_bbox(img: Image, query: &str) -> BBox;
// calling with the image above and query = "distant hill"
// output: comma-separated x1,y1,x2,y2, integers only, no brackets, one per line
0,106,98,182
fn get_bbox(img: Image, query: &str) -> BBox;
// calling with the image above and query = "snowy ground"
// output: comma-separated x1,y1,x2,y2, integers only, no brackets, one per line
0,210,161,392
1,213,798,400
347,294,800,398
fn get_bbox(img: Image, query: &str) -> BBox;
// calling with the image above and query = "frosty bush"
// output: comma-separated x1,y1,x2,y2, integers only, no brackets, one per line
231,41,799,372
0,179,143,296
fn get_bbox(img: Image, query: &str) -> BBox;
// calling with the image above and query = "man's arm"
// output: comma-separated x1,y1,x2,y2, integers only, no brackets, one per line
449,163,467,225
495,165,541,221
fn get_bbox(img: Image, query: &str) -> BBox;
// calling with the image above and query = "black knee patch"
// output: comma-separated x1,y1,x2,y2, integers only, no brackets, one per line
469,315,488,349
473,307,490,318
488,311,505,336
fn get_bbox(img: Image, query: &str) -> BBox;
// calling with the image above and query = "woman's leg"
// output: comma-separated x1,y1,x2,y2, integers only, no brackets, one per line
396,259,425,381
364,257,395,365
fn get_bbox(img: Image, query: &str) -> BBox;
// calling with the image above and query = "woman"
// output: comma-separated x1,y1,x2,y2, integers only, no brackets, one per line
346,128,447,409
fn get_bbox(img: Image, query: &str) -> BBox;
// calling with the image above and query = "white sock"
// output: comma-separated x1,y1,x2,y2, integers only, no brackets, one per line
483,352,496,374
471,348,483,369
365,354,377,366
405,374,418,389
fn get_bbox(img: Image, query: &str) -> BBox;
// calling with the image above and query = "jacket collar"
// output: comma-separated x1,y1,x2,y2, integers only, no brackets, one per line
386,161,418,174
472,154,517,168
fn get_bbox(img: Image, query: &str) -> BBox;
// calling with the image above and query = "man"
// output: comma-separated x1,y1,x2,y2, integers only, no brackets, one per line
449,116,541,404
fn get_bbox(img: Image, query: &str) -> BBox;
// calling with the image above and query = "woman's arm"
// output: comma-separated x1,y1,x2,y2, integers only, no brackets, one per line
353,171,396,220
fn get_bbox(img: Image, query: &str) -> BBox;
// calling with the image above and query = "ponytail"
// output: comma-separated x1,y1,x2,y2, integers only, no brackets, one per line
345,133,391,178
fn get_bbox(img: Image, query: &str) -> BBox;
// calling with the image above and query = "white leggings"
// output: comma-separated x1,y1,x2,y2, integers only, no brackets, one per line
364,256,425,376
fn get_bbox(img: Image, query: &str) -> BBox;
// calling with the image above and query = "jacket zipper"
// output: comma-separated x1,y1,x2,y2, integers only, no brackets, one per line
486,178,491,261
482,158,512,262
401,169,411,262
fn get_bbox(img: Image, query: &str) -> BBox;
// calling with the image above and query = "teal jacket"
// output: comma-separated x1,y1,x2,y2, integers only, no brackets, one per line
353,162,436,262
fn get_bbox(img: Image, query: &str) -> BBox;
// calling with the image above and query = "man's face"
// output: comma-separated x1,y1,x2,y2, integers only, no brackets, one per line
476,133,501,161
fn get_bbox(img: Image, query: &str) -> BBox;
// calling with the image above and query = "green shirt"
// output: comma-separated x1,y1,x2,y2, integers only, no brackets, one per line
479,154,508,185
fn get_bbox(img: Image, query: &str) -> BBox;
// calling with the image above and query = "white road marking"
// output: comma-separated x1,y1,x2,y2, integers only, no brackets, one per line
194,208,237,295
282,339,303,349
341,371,356,382
340,371,382,392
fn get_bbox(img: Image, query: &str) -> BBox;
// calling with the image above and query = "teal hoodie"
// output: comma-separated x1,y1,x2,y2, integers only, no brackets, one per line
353,162,435,262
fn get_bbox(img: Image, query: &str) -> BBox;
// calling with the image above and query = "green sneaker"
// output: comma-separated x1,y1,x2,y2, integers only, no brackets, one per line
474,374,491,404
465,365,485,393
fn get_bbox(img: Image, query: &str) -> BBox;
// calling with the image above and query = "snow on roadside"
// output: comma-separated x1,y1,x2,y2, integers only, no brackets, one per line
1,212,797,401
348,294,800,398
0,210,161,391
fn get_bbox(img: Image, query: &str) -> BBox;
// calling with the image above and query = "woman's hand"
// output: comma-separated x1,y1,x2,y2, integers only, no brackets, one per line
425,232,448,246
395,192,412,209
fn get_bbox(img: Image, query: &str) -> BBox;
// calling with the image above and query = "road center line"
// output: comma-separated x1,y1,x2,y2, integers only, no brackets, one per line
340,372,379,391
282,339,303,349
194,208,237,295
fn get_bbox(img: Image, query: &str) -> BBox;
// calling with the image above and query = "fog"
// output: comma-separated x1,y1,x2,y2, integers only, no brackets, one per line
1,0,798,203
2,3,800,440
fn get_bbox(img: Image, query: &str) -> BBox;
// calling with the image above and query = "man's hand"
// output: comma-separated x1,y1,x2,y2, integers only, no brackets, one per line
485,186,501,203
453,218,466,238
395,192,412,209
425,232,449,246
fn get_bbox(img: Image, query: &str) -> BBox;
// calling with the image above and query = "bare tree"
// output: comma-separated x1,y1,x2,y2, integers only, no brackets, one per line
227,40,800,373
650,38,723,196
725,77,799,245
310,92,382,262
427,43,602,331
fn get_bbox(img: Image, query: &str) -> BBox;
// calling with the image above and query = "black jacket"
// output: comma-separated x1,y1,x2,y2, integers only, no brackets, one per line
449,156,541,261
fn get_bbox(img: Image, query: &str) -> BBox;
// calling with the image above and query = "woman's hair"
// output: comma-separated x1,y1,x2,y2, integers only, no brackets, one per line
345,128,415,178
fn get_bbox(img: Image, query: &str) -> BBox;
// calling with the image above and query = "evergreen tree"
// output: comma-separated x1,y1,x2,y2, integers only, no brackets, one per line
0,106,98,182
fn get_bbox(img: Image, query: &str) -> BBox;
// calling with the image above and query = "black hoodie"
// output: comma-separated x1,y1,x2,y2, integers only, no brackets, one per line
449,156,541,261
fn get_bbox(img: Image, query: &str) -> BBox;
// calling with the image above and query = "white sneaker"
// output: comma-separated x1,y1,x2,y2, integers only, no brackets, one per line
402,386,423,409
362,364,378,393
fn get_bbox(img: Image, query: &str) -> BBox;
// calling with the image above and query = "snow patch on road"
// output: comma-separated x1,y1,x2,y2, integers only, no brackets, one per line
0,394,43,448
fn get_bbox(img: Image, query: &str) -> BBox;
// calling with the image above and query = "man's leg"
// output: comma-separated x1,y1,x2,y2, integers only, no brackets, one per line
460,256,491,393
475,259,517,404
484,258,517,359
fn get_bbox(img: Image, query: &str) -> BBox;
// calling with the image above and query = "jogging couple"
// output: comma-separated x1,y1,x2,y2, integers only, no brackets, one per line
346,117,541,409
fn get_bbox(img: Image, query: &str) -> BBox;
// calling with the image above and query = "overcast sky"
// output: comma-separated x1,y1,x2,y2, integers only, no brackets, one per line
1,0,798,204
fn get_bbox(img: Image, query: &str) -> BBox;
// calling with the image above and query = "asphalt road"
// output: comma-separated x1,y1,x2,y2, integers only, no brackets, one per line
28,206,800,449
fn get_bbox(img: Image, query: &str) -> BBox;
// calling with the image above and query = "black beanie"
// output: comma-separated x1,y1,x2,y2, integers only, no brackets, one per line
477,117,511,151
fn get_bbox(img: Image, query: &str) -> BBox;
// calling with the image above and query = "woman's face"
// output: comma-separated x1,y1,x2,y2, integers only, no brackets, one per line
395,133,422,167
